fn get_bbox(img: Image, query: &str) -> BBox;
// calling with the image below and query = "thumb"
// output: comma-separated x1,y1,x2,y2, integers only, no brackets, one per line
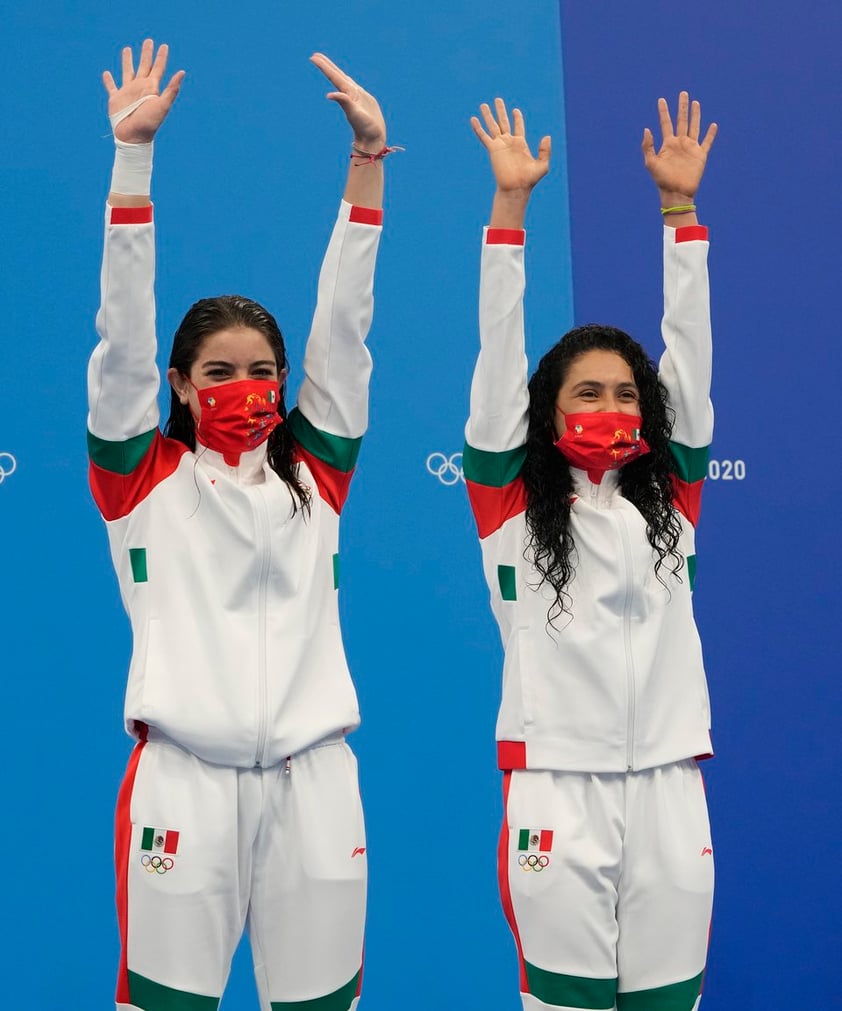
537,135,552,166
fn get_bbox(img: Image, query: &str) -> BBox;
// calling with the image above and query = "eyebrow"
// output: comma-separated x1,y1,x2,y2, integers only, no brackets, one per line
570,380,638,391
201,359,277,369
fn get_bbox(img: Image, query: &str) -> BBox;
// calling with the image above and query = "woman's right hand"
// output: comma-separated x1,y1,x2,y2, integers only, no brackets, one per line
471,98,551,195
103,39,185,144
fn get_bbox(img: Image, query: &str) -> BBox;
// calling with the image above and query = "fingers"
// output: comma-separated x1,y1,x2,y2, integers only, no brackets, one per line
150,42,170,82
102,70,117,96
641,126,655,162
160,69,186,109
470,115,493,149
121,46,134,86
479,102,501,137
675,90,689,136
537,134,552,167
700,121,718,154
137,38,154,77
512,107,525,138
656,97,673,140
311,52,353,92
688,98,701,141
494,97,511,136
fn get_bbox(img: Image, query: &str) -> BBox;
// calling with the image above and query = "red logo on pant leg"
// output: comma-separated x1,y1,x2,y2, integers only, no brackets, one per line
700,846,713,856
352,847,366,858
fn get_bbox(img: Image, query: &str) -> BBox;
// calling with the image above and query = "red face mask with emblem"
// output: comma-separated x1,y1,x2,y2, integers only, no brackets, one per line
191,378,282,466
554,411,650,483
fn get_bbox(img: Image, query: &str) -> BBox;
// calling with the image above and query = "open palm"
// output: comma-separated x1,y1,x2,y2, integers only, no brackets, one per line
642,92,716,199
471,98,551,192
103,39,185,144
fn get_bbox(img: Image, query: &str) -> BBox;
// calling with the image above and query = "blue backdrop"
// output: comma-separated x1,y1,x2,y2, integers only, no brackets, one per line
0,1,838,1008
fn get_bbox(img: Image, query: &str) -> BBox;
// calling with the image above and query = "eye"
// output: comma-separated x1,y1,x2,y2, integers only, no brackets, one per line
204,368,230,379
252,367,276,378
579,389,599,400
619,389,640,401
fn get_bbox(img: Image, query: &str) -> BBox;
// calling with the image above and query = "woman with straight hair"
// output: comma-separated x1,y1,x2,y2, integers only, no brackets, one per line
88,38,390,1011
465,93,718,1011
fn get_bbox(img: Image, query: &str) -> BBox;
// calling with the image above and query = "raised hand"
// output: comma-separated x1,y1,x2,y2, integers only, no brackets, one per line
310,53,386,150
642,92,717,202
102,39,185,144
471,98,551,193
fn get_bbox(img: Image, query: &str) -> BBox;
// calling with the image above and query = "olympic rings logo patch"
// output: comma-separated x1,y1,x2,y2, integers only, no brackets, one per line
0,453,17,485
141,854,175,874
518,854,550,872
426,452,464,486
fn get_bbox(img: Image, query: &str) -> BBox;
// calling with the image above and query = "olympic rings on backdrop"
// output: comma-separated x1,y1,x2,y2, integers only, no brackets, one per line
426,452,464,485
0,453,17,484
141,854,175,874
518,854,550,871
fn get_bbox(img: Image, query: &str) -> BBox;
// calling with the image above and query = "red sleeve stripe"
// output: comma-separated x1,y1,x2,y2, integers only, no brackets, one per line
109,205,154,225
465,478,528,539
295,445,354,514
89,432,188,521
671,473,704,527
674,225,709,243
486,228,526,246
348,206,383,226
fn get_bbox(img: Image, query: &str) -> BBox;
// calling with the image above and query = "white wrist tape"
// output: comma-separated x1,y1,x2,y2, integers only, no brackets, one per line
110,139,153,196
108,95,158,196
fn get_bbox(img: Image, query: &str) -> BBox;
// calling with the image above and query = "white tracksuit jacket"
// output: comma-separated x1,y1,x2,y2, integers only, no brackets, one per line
87,200,382,769
464,225,714,773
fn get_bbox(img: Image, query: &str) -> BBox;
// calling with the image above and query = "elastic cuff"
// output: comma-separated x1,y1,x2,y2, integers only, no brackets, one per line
674,225,709,243
110,139,153,197
486,227,525,246
348,205,383,226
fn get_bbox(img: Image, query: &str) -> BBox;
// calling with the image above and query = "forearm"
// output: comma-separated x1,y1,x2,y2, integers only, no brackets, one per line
296,203,381,438
659,228,713,449
466,235,530,454
343,152,384,209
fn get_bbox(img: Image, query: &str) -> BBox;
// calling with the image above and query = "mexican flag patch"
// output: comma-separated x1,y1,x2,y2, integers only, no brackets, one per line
141,826,180,854
517,828,553,852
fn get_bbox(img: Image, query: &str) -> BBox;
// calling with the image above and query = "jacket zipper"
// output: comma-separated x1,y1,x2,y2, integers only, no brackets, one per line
616,510,637,771
252,485,272,766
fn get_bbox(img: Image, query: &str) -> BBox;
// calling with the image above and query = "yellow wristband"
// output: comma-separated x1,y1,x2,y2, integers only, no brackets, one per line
661,204,696,216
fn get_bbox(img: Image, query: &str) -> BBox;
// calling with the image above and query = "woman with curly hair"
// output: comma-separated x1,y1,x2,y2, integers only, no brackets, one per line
465,95,718,1011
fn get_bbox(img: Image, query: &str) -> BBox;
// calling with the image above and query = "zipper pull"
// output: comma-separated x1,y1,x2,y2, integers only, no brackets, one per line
284,756,292,776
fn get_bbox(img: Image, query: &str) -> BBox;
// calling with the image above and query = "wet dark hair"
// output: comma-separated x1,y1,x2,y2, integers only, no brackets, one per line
522,323,683,625
164,295,311,513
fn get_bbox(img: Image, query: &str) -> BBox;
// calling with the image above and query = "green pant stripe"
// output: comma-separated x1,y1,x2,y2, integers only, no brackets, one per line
525,962,616,1009
271,969,361,1010
127,970,219,1011
617,971,704,1011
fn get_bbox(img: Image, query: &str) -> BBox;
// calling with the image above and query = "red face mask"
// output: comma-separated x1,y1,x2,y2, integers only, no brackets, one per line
191,378,282,466
554,411,650,483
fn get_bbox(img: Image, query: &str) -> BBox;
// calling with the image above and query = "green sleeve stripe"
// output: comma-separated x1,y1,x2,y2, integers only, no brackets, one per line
288,408,362,474
462,443,526,487
525,962,616,1009
87,429,156,475
669,441,709,483
687,554,697,592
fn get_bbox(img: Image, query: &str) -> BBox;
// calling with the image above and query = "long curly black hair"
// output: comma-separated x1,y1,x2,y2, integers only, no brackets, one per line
163,295,311,513
522,323,683,624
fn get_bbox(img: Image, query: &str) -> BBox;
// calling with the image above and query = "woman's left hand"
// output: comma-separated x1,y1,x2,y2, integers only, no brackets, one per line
310,53,386,151
642,92,717,202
